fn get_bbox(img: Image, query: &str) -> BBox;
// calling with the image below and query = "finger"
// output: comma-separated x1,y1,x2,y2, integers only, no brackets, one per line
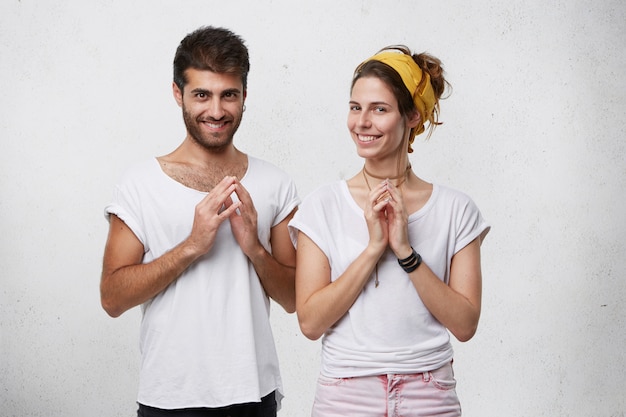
369,181,389,205
200,177,237,206
372,196,390,212
219,200,241,218
233,178,250,197
383,198,405,224
232,182,254,212
385,182,404,202
208,176,237,200
233,181,260,219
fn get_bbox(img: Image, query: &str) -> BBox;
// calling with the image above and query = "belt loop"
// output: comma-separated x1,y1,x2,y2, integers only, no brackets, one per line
422,371,431,382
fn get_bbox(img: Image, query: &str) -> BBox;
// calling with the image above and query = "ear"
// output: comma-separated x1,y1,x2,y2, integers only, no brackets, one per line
406,110,421,129
172,82,183,107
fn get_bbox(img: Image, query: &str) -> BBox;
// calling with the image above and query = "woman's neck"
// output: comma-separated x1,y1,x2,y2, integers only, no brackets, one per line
362,153,411,179
363,163,411,180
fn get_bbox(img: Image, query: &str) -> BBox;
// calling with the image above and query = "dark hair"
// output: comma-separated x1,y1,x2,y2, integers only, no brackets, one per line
351,45,450,139
173,26,250,92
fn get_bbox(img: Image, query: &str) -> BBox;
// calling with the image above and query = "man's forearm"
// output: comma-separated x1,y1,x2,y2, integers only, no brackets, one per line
101,241,201,317
248,247,296,313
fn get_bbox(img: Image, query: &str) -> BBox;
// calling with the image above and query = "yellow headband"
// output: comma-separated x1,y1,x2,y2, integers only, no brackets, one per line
363,51,437,146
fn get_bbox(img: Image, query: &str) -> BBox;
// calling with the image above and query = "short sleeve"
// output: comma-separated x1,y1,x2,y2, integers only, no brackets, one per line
103,163,150,249
453,195,490,255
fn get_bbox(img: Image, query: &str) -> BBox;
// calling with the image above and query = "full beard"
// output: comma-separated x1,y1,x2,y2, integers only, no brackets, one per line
182,107,241,153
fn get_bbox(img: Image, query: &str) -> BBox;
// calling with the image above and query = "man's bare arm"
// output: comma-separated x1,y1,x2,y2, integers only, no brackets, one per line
247,211,297,313
100,215,203,317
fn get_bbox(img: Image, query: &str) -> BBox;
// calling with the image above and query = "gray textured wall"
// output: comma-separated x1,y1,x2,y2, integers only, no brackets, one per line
1,1,625,416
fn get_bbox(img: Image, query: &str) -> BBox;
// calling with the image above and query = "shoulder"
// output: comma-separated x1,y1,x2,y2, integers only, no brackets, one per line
248,156,290,177
118,158,160,183
245,156,300,214
246,156,297,192
428,184,486,221
432,184,490,247
433,184,479,206
297,181,346,215
302,181,344,203
433,183,489,229
290,181,345,242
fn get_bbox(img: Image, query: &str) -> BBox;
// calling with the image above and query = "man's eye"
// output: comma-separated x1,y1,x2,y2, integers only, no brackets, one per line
350,105,361,111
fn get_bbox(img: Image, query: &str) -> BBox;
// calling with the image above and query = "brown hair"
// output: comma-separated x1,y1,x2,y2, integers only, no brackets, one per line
173,26,250,92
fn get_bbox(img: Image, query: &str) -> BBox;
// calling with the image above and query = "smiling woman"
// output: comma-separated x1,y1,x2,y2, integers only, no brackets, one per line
348,76,416,163
289,45,490,417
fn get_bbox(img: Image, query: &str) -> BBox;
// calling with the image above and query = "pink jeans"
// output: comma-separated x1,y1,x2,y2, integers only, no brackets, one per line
311,362,461,417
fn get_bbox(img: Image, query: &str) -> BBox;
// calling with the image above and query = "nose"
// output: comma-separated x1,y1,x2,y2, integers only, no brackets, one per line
207,97,226,120
358,111,371,128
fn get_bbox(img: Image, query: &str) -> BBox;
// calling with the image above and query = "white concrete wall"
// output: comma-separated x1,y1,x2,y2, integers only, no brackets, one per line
1,1,624,416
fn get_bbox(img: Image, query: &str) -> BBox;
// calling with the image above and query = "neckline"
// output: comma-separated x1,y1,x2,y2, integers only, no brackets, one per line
339,180,438,221
152,156,251,194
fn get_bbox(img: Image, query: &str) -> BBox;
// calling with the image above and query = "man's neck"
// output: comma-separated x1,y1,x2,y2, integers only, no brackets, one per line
157,137,248,191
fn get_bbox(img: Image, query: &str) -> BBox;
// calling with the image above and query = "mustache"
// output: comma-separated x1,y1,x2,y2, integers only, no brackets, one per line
198,116,228,122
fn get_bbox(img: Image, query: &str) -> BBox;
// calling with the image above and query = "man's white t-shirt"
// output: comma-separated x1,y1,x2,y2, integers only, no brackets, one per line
105,157,299,409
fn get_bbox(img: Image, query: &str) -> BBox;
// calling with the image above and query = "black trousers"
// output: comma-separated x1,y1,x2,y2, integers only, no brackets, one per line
137,391,277,417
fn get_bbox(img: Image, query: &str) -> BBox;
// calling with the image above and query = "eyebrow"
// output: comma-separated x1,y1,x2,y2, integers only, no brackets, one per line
190,88,211,95
349,100,391,106
189,87,242,96
221,88,242,96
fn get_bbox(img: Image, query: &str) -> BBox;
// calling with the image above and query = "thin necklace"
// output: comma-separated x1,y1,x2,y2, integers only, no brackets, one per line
363,170,409,192
361,164,411,287
362,164,410,196
363,163,412,181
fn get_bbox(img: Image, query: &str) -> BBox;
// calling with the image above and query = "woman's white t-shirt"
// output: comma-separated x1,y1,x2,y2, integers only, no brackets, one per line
289,181,490,378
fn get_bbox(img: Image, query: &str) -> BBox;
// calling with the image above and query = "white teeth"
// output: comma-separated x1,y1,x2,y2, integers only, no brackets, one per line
205,122,225,129
359,135,377,142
